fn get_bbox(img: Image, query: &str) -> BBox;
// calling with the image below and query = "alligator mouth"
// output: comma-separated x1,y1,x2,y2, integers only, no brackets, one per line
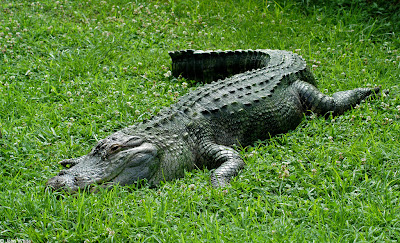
46,167,126,193
46,176,116,194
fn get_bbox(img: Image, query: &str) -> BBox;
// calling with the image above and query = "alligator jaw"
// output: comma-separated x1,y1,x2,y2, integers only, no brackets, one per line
45,154,117,193
46,142,159,193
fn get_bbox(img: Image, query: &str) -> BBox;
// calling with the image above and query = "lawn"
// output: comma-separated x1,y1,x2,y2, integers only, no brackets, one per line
1,0,400,241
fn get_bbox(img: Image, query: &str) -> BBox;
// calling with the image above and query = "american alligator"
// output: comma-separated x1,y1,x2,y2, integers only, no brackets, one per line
46,49,381,192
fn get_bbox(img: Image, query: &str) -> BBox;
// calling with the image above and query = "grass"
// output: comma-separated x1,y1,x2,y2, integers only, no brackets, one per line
0,0,399,241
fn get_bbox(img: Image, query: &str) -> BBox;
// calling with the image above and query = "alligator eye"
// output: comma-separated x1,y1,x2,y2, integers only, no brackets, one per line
108,144,122,154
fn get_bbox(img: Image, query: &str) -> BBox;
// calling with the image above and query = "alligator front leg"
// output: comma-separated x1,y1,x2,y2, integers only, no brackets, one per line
292,80,381,115
199,143,245,187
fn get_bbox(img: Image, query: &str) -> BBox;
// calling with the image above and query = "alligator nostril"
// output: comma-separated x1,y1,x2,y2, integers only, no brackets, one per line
46,174,75,192
46,176,63,191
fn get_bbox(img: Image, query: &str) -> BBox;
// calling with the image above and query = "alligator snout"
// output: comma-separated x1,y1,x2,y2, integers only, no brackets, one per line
46,173,78,192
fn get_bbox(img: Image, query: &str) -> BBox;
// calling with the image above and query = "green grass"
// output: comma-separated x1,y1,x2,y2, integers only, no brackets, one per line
1,0,400,241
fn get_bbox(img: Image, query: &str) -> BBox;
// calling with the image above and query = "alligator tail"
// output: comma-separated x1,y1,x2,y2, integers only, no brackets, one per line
169,49,271,83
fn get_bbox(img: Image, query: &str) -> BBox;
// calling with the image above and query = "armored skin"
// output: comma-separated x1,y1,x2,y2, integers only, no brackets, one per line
46,49,381,192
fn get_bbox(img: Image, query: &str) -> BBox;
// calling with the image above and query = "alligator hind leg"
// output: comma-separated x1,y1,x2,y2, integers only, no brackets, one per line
199,143,245,188
292,80,381,116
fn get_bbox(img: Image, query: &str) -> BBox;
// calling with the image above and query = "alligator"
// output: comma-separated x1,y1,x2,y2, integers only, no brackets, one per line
46,49,381,192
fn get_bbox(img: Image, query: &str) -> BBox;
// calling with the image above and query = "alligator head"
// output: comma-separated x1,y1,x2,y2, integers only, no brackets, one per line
46,132,160,192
